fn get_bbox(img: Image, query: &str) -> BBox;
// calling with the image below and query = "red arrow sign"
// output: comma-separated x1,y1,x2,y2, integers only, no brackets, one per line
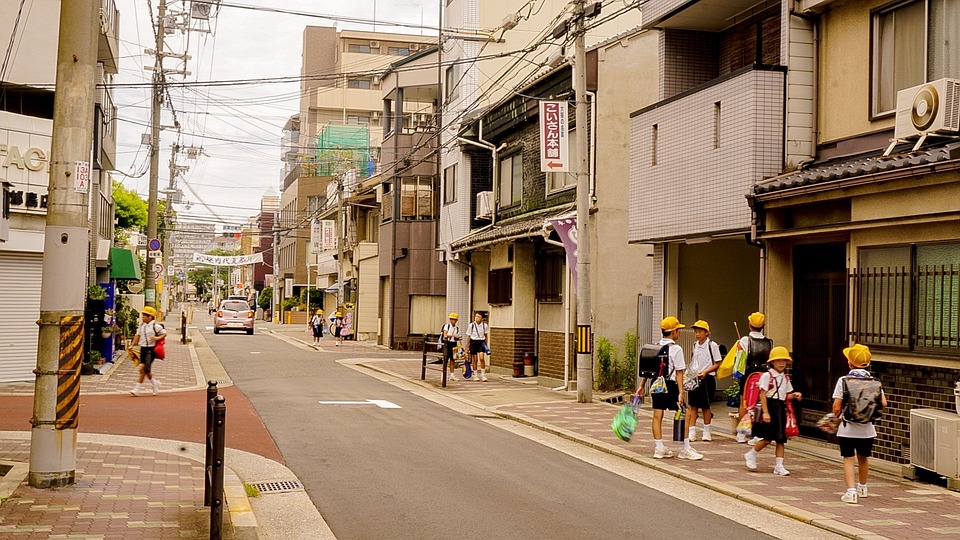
546,161,564,169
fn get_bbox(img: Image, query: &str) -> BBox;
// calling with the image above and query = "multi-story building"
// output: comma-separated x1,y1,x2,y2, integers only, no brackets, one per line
171,220,216,269
279,27,436,317
253,188,278,292
0,0,122,383
627,0,818,351
749,0,960,465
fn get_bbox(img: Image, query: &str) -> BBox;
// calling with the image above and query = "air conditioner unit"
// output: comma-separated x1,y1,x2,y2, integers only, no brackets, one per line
369,41,380,49
894,78,960,140
410,43,420,51
371,111,380,120
476,191,493,220
191,1,212,20
910,408,960,484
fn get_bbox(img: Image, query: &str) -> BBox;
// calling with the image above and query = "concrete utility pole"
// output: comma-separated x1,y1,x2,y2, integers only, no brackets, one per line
145,0,167,310
573,1,593,403
30,0,99,488
336,173,345,309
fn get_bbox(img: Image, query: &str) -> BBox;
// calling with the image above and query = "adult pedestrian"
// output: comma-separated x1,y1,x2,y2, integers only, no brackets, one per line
744,346,802,475
636,317,699,460
735,312,773,443
466,312,489,382
441,313,461,381
832,344,887,504
130,306,166,396
333,311,345,347
686,320,722,442
310,309,324,344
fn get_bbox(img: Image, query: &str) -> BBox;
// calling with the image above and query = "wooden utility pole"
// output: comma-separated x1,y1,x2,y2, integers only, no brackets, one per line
29,0,99,488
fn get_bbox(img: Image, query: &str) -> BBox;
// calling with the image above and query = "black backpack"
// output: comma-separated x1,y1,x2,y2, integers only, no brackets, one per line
746,336,773,371
638,344,671,379
841,376,884,424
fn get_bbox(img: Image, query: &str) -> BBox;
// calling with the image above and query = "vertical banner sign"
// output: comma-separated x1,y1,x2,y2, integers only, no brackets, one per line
550,217,578,287
56,315,84,429
321,220,337,251
540,101,568,172
310,220,322,254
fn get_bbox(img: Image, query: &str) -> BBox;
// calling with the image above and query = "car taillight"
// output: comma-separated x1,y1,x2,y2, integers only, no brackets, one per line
217,311,223,317
247,311,254,318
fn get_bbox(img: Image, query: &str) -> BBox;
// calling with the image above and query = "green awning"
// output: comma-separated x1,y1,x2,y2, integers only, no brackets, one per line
110,247,142,280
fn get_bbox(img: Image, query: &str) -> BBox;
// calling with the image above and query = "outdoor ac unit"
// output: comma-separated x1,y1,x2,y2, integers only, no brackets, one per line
371,111,380,120
476,191,493,220
894,78,960,139
910,408,960,479
191,1,212,20
369,41,380,49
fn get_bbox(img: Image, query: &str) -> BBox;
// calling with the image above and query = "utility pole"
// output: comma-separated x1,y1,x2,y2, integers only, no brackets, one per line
30,0,98,488
336,173,345,310
145,0,167,310
573,1,593,403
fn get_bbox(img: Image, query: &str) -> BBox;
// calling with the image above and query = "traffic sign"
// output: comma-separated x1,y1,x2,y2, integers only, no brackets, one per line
148,250,162,258
148,238,161,251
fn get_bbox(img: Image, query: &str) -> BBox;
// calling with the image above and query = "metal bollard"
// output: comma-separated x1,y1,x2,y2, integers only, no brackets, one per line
181,311,188,344
208,395,226,540
204,380,218,506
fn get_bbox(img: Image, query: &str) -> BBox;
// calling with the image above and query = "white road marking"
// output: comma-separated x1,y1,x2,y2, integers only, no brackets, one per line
250,351,261,355
318,400,401,409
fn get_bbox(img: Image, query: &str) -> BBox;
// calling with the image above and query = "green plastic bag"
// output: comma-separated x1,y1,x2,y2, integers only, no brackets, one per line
612,396,641,442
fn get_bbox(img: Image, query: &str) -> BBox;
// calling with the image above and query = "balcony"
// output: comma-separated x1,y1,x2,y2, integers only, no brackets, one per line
642,0,773,31
380,131,436,178
629,65,785,243
98,0,120,74
94,77,117,170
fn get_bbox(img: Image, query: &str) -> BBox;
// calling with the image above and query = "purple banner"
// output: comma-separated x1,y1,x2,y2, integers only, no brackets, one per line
550,218,578,287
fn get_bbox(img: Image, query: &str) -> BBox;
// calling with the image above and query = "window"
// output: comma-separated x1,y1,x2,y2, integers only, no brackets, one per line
536,250,564,302
399,177,437,220
488,268,513,305
346,115,370,125
445,64,461,100
547,129,576,193
499,153,522,207
347,78,371,90
853,242,960,354
347,44,371,54
872,0,960,117
443,164,457,204
388,47,411,56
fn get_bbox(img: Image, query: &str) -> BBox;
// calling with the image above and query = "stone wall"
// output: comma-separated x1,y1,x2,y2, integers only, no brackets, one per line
489,327,534,372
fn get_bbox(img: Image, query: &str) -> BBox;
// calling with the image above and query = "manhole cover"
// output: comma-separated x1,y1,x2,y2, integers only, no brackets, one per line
251,480,304,494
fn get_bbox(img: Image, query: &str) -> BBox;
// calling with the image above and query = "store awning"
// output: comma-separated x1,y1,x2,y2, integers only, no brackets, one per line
324,280,349,293
109,247,142,280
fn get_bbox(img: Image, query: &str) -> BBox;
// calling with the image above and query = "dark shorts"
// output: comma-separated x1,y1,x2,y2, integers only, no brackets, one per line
334,326,342,337
444,341,456,362
140,347,155,374
687,375,716,410
651,380,680,411
312,325,322,338
838,436,874,458
752,399,787,444
469,340,486,355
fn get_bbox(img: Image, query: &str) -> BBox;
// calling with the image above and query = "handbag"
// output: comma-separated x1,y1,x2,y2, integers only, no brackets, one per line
817,412,840,435
612,395,641,442
736,413,753,438
785,400,799,438
153,337,166,360
650,376,668,394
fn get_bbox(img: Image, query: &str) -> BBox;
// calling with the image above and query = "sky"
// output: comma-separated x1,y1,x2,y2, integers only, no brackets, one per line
113,0,441,230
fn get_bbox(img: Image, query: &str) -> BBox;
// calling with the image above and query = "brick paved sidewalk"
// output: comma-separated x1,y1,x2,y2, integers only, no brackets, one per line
0,439,209,539
366,358,960,540
0,329,203,396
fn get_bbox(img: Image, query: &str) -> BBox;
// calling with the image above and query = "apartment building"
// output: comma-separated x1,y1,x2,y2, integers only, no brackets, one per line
749,0,960,465
0,0,122,382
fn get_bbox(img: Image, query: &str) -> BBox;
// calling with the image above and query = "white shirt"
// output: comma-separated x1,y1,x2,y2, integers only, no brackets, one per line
136,321,166,348
468,321,488,341
832,369,880,438
737,331,767,352
657,338,686,382
757,369,793,400
441,323,460,342
689,338,722,376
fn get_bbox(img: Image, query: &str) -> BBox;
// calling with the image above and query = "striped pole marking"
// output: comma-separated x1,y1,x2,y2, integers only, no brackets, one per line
56,315,84,430
576,325,593,354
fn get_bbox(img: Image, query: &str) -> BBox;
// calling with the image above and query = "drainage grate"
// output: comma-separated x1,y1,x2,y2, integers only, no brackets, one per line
250,480,304,494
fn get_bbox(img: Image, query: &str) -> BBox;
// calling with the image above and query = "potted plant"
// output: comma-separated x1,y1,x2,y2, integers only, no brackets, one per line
87,284,107,301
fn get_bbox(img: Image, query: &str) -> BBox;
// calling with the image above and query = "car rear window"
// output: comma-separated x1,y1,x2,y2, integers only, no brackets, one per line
220,301,250,312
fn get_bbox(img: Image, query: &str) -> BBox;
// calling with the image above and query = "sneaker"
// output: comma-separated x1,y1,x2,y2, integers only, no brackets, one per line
481,375,488,382
857,485,868,498
773,465,790,476
449,374,459,381
129,388,140,397
748,436,761,445
744,450,757,470
736,433,747,443
653,447,674,459
841,491,858,504
678,448,704,461
702,430,712,442
151,380,159,396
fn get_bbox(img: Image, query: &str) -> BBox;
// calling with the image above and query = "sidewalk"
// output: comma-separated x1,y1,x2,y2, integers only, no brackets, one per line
357,357,960,540
0,317,331,540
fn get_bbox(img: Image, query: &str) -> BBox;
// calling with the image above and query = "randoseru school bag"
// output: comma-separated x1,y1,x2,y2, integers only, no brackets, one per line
638,344,672,394
841,376,884,424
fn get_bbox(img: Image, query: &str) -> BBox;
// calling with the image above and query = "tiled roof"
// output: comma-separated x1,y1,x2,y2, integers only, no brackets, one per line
752,141,960,196
450,204,575,252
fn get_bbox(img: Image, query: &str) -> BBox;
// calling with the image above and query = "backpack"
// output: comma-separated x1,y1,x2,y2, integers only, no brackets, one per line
841,376,884,424
746,336,773,372
638,344,672,380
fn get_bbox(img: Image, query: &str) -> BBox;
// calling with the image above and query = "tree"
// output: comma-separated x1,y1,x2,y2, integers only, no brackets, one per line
188,267,213,298
112,180,147,230
258,287,273,310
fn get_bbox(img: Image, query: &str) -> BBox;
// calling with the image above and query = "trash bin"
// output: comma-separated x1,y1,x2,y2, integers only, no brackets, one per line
523,352,535,377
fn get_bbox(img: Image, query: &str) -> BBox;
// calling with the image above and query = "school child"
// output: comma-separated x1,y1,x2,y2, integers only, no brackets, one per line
744,346,802,475
686,320,722,442
441,313,461,381
832,344,887,504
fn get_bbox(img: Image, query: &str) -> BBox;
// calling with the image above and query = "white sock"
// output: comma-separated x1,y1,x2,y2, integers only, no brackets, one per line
683,439,691,450
746,448,757,457
846,487,857,495
655,439,665,450
857,483,866,490
776,457,784,468
688,427,696,438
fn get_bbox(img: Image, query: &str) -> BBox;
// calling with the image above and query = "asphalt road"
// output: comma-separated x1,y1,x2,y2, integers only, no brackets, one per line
204,327,775,540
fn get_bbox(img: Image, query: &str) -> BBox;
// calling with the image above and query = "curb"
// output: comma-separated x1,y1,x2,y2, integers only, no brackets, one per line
353,361,887,540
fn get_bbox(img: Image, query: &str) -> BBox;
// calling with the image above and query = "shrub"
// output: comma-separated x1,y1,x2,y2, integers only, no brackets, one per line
596,337,615,391
281,297,300,312
258,287,273,310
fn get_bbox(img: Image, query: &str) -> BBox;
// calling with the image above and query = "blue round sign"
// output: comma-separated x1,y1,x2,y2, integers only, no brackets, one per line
148,238,161,251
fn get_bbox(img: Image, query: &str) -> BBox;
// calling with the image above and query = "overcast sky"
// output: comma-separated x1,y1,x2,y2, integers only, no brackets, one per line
113,0,440,230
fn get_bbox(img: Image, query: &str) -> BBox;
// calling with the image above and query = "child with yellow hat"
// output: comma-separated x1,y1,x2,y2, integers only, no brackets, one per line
744,346,802,476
